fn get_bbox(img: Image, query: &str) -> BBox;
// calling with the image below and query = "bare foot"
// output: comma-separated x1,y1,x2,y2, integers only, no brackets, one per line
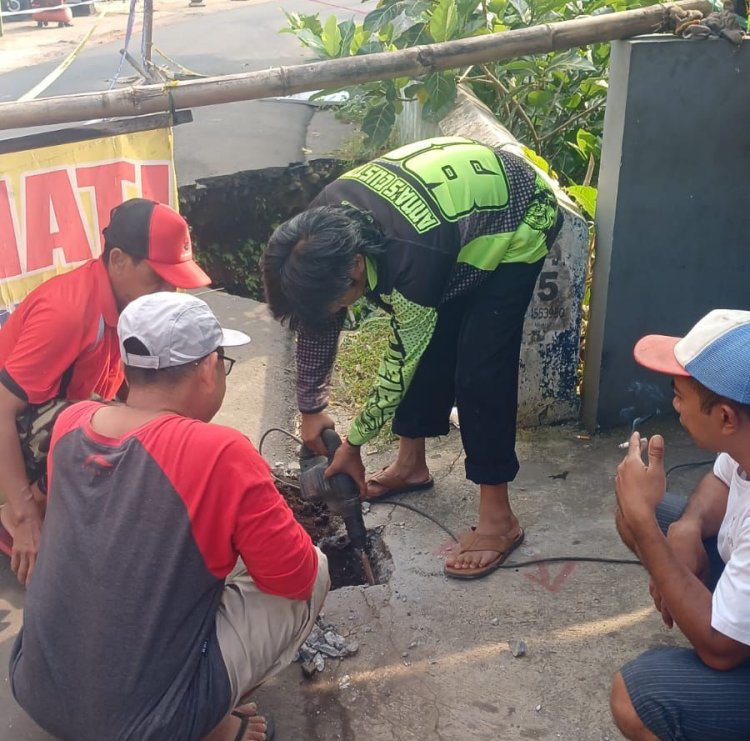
365,461,432,498
202,702,270,741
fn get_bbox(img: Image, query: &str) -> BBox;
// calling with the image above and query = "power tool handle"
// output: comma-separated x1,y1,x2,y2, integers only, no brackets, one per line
321,427,343,457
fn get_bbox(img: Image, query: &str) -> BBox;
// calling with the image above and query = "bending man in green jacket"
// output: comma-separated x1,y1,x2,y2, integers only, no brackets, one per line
262,137,561,580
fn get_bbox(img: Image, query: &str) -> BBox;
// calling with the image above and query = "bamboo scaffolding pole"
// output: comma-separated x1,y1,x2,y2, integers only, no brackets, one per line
0,0,710,131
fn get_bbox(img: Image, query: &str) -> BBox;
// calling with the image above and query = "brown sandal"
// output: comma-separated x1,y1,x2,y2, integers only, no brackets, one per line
444,526,525,580
364,467,434,500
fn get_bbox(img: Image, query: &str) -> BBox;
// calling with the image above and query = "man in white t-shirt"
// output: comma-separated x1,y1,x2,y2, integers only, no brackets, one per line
610,309,750,741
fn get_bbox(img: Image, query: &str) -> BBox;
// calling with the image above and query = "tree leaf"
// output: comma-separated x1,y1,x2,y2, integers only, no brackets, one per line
507,0,531,24
403,82,424,99
521,145,552,175
544,49,597,74
526,89,553,107
362,101,397,148
422,72,457,122
356,40,386,55
350,26,369,55
394,21,432,48
292,28,328,57
429,0,459,42
338,19,356,55
576,128,599,159
566,185,597,219
321,15,342,57
363,2,406,34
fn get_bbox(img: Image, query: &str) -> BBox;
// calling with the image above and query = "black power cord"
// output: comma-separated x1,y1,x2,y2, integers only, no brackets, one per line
259,427,647,569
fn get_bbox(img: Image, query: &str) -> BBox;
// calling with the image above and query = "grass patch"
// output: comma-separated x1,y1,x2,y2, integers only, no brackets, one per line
331,314,397,449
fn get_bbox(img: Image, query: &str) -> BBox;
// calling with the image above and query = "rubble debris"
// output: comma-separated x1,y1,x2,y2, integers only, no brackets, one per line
509,639,527,658
339,674,352,689
295,618,359,677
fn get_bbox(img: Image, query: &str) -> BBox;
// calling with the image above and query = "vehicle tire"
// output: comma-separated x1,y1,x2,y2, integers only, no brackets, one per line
6,0,22,11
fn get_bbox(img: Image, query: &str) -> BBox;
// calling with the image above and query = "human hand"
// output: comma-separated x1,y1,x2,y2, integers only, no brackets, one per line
649,578,674,628
10,492,43,587
649,524,709,629
615,433,667,531
667,519,710,582
300,412,336,456
325,440,366,497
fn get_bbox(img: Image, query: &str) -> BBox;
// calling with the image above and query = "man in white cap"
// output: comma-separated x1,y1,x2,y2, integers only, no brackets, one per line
611,309,750,741
9,292,329,741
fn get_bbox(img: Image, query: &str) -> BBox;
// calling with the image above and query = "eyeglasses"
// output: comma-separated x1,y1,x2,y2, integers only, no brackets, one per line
216,348,236,377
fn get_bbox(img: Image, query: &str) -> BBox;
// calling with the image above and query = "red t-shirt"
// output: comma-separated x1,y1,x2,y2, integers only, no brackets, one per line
0,259,123,404
10,401,318,740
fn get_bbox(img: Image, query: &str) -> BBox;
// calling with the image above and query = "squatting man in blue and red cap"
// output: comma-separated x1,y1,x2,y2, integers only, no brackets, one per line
611,309,750,741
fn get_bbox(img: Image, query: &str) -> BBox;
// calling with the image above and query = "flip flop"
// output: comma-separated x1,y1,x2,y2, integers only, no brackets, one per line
364,467,434,501
444,526,525,580
232,709,275,741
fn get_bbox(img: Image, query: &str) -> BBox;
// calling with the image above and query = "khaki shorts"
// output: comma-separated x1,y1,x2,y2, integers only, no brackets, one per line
215,547,330,705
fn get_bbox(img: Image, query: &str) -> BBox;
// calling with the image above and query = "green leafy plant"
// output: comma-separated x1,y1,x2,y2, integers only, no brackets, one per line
283,0,656,186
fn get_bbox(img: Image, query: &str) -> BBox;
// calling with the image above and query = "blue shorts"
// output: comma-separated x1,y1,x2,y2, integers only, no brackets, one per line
622,647,750,741
621,493,750,740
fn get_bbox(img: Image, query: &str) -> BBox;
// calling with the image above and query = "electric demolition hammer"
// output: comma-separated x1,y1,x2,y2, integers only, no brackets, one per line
298,428,368,554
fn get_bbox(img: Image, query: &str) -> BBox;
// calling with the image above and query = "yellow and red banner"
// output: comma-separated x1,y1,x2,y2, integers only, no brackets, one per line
0,126,177,319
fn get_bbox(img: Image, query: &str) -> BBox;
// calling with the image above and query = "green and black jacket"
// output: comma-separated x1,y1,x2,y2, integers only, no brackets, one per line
297,137,560,446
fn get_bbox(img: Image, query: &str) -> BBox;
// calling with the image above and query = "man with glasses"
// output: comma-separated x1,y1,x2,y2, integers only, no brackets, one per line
10,292,329,741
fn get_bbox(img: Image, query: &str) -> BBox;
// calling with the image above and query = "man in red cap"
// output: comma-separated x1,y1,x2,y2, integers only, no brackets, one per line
0,198,211,586
611,309,750,740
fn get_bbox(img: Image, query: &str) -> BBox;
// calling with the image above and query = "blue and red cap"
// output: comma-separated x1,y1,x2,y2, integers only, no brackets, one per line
634,309,750,404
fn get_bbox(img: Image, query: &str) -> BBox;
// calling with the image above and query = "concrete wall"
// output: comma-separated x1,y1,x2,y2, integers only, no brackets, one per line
582,37,750,430
436,88,590,426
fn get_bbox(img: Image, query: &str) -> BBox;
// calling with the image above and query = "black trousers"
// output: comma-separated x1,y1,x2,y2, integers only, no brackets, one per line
392,258,546,486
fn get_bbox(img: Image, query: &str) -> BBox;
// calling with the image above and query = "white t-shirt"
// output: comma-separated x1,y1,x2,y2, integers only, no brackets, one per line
711,452,750,646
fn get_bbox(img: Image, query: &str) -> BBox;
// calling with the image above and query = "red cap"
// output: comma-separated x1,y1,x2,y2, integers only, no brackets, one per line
102,199,211,289
633,335,690,376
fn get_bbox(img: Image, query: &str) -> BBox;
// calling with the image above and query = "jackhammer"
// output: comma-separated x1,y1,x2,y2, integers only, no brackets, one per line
298,428,376,586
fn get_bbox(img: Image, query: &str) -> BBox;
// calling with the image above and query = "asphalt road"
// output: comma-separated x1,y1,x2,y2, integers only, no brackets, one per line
0,0,365,183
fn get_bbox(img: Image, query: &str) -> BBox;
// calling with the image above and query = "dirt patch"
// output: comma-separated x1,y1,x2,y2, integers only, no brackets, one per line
318,528,393,589
275,479,339,542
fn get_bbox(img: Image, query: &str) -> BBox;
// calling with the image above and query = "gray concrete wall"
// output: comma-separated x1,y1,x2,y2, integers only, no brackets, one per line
583,36,750,430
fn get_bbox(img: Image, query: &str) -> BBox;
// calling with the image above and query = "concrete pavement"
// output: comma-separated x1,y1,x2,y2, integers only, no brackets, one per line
251,414,703,740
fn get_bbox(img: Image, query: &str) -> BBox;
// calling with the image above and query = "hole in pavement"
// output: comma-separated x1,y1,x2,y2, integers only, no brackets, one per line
276,480,393,589
319,528,393,590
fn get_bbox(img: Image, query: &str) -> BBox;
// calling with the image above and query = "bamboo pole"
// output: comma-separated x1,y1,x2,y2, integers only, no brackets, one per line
0,0,710,131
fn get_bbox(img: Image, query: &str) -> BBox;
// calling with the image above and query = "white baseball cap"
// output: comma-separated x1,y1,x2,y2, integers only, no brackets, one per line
118,292,250,369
